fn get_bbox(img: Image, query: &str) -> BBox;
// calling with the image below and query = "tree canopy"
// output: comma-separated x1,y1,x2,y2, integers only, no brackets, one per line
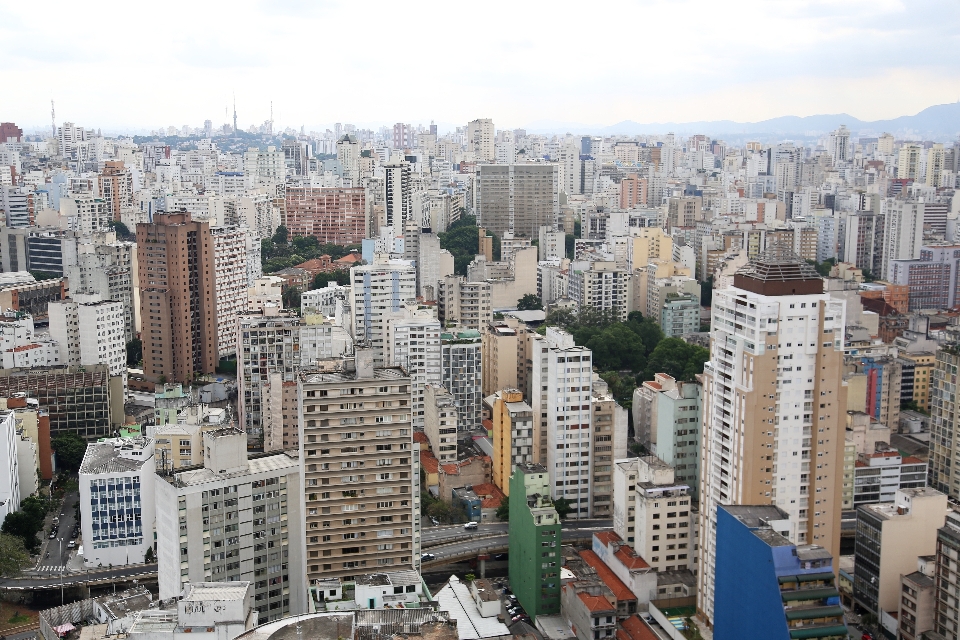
643,338,710,383
52,432,87,472
543,308,664,375
0,533,30,576
516,294,543,311
261,227,361,274
438,215,501,276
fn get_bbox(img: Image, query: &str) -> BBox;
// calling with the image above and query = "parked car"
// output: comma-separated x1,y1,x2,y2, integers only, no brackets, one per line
421,553,436,561
67,541,76,549
430,517,440,526
494,553,508,560
464,521,478,530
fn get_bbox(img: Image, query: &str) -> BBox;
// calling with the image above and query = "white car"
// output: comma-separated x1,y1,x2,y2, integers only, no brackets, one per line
464,521,478,530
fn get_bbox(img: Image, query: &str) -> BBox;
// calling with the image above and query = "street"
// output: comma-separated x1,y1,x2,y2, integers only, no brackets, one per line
34,487,80,575
421,518,611,547
422,522,610,565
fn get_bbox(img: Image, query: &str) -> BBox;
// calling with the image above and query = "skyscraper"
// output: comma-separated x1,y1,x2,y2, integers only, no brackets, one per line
477,164,559,239
137,212,218,384
467,118,495,162
881,199,925,281
697,245,847,625
384,159,412,228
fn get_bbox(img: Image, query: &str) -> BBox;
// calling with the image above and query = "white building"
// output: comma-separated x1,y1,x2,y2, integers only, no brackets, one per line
424,384,459,464
531,327,595,519
881,199,924,280
301,282,350,317
155,428,307,619
79,437,155,568
388,311,442,429
0,411,20,520
212,226,250,358
349,256,417,366
127,582,258,640
0,311,60,369
48,294,126,380
441,329,483,432
60,194,110,235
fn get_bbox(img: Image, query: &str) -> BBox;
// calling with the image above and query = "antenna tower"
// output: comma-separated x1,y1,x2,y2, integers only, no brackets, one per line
50,100,56,138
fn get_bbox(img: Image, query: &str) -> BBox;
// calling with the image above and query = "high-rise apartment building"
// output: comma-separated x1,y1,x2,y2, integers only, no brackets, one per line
889,243,960,311
441,329,482,432
898,144,923,180
237,309,302,452
881,199,925,280
384,160,412,228
155,428,307,620
60,193,110,235
48,294,126,380
284,187,367,245
531,327,596,519
98,161,133,221
467,119,495,162
566,261,628,322
211,226,249,358
297,354,418,582
697,246,847,625
336,135,360,187
508,463,561,623
590,377,628,518
481,318,531,399
424,384,459,464
436,276,492,330
488,388,534,495
477,164,559,239
934,511,960,637
385,311,440,430
64,231,139,342
137,212,217,384
349,256,417,366
930,347,960,499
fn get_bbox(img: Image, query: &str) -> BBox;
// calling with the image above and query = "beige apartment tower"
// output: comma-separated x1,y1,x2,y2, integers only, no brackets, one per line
137,212,218,384
298,351,419,582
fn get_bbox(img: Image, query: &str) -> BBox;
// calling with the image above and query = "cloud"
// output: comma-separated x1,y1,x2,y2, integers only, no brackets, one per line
1,0,959,132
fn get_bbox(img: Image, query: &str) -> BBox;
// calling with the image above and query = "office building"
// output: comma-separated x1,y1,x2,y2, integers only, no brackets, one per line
48,295,126,380
508,463,561,623
697,245,847,625
284,187,367,245
852,449,927,507
889,243,960,311
137,212,218,384
349,256,417,366
237,309,302,452
155,428,307,620
0,365,121,438
714,505,847,640
79,437,155,568
298,355,418,582
487,388,534,495
477,164,559,239
424,384,458,464
441,329,482,432
531,328,596,518
853,488,947,621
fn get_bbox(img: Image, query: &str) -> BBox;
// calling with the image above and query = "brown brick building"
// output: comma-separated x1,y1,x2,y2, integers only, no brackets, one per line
137,212,217,383
284,187,366,245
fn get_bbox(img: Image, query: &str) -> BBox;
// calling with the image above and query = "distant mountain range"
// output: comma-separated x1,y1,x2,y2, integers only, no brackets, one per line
523,102,960,141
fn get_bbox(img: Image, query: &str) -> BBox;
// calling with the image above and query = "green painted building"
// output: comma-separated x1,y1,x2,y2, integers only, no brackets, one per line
508,463,561,622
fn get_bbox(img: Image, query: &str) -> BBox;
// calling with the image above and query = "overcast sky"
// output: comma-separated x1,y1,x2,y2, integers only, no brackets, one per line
2,0,959,134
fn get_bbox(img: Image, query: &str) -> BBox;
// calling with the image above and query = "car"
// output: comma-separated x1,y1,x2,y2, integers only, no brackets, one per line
67,541,75,548
430,517,440,526
49,532,56,539
861,635,873,640
464,522,478,530
507,608,521,616
511,615,529,623
421,553,436,561
494,553,508,560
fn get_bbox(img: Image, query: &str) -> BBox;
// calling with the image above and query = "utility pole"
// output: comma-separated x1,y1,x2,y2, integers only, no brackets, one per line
59,537,64,605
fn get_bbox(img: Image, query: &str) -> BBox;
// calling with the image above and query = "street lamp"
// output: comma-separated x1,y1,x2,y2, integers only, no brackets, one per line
59,538,63,606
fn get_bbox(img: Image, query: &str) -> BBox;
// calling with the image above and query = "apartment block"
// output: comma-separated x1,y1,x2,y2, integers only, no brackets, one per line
659,292,700,338
477,164,559,239
441,329,482,432
237,309,301,452
98,161,133,221
155,428,307,620
298,355,418,582
436,276,492,331
349,256,417,366
631,456,696,573
698,246,847,625
467,118,495,162
212,226,250,358
590,376,628,519
933,511,960,637
424,384,458,464
508,463,561,623
889,243,960,311
486,388,534,496
387,311,441,430
64,231,139,342
48,294,126,380
531,327,596,519
930,347,960,499
137,212,218,384
566,261,628,321
284,187,367,245
898,556,936,640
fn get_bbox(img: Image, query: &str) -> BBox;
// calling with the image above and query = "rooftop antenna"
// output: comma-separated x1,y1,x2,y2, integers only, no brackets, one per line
233,94,238,136
51,100,56,138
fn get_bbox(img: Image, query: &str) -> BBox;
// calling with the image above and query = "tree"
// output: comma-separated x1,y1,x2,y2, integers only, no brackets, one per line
553,498,573,520
496,499,509,522
126,338,142,367
312,270,350,290
516,294,543,311
426,500,452,523
282,286,301,309
272,225,289,245
643,338,709,382
144,546,155,564
0,534,30,577
51,432,87,472
108,221,134,242
1,511,41,552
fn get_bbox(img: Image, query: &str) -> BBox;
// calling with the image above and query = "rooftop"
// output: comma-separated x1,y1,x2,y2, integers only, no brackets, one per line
578,550,636,602
161,450,299,487
80,438,154,475
722,504,790,528
182,582,250,602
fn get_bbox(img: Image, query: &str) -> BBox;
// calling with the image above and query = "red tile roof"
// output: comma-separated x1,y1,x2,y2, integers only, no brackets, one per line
903,456,924,464
613,545,650,571
471,482,505,509
413,431,430,444
578,550,636,602
440,455,491,476
482,419,493,431
578,592,615,614
594,531,623,546
420,450,439,475
334,253,362,265
617,615,660,640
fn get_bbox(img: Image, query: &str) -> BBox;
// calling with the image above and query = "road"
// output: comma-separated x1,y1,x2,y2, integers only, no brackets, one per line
35,488,80,575
422,518,611,548
0,564,158,590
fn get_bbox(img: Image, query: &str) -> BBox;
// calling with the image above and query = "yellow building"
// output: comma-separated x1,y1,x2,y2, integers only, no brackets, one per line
902,352,935,413
628,227,673,271
488,389,534,496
